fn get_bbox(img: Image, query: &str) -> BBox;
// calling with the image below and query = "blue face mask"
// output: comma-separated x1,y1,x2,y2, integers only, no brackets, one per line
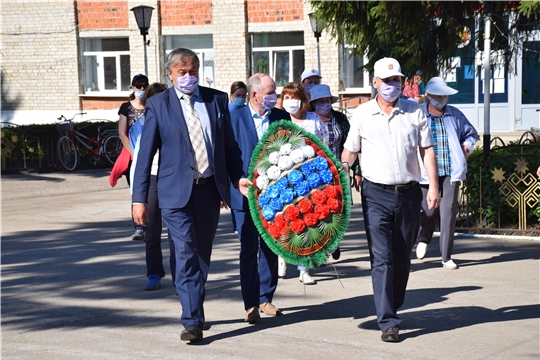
134,90,145,100
232,97,245,107
379,80,402,102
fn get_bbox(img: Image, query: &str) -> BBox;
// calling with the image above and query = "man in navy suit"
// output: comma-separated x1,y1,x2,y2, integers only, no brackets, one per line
229,73,291,322
132,48,250,343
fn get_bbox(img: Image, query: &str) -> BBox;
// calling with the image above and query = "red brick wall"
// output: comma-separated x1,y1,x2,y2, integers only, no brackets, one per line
161,0,212,26
77,1,128,30
82,97,128,111
247,0,304,23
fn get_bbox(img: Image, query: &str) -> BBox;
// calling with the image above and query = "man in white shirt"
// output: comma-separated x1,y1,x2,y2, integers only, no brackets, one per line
229,73,291,323
341,57,440,343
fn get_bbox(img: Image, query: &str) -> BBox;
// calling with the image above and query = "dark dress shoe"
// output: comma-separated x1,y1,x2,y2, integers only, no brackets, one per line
180,325,203,342
381,326,399,342
332,246,341,260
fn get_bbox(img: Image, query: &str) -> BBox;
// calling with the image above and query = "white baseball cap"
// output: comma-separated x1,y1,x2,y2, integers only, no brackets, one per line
373,57,404,79
301,67,322,82
425,77,459,96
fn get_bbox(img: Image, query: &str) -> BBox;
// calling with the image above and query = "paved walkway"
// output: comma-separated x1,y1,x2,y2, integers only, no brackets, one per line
1,169,539,359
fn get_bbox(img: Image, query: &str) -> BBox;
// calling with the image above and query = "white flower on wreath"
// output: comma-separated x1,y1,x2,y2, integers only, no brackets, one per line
267,165,281,180
256,174,269,190
269,151,280,165
277,155,294,171
290,148,305,164
279,143,292,155
302,145,316,159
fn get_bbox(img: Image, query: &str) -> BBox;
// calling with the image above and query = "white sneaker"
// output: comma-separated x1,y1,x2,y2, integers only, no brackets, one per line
442,259,459,270
278,257,287,277
298,271,316,285
416,242,428,260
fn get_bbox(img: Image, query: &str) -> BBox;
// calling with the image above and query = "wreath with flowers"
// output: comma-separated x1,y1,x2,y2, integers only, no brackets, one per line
248,120,351,269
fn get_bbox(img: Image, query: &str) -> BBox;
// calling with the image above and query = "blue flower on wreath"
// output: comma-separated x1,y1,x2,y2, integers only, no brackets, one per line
301,161,315,176
313,156,329,170
269,198,284,212
307,172,321,189
266,184,280,199
319,169,334,184
275,176,289,191
279,188,295,204
262,207,276,221
294,180,310,196
258,192,271,207
287,169,304,185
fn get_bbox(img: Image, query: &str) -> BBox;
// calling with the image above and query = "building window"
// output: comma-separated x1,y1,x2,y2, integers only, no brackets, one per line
521,41,540,105
164,35,215,88
82,38,130,93
339,43,370,93
251,32,304,88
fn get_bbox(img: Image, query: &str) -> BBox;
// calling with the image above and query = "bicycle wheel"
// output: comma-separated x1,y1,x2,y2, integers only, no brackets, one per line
103,135,122,165
57,135,78,171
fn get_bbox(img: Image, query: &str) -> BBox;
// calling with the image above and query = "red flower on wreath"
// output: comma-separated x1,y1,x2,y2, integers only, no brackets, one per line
285,205,300,220
298,198,313,214
268,223,283,238
311,190,327,205
291,218,306,233
314,204,330,220
324,185,339,198
303,213,319,227
274,213,287,228
327,198,340,213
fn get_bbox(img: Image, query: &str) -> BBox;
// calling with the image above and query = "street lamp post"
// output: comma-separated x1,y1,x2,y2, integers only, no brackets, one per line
131,5,154,77
308,13,323,76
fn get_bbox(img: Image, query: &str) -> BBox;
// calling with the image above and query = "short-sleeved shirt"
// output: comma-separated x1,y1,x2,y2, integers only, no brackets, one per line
297,112,326,140
343,96,433,185
118,101,145,130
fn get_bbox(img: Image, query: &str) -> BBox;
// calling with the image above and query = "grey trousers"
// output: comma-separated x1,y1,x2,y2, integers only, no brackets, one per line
418,176,460,262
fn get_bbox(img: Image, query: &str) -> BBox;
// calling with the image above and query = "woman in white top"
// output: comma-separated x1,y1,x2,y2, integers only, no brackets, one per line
278,82,325,285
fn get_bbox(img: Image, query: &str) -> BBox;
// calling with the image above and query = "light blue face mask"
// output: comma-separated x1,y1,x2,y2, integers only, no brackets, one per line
134,90,145,100
429,96,448,110
232,97,245,107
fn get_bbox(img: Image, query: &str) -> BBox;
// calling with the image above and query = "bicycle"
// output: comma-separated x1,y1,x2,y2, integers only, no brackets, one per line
56,112,122,171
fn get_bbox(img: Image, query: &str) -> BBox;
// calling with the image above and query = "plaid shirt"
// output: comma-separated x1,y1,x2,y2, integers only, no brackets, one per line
429,114,451,176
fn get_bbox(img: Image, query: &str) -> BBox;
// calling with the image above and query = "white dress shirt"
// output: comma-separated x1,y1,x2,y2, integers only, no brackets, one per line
248,102,270,140
344,96,434,185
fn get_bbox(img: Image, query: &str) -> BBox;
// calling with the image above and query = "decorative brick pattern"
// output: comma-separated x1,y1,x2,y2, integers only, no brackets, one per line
247,0,304,23
161,0,213,27
78,1,128,30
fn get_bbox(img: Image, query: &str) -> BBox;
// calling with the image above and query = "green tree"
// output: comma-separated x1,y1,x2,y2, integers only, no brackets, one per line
308,1,540,79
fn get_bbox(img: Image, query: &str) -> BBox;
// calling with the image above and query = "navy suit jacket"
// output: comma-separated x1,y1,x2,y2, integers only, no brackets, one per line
132,86,245,209
229,105,291,211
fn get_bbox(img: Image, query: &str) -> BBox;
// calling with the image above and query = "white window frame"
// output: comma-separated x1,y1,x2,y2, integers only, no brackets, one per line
339,44,372,94
82,50,130,94
252,45,305,91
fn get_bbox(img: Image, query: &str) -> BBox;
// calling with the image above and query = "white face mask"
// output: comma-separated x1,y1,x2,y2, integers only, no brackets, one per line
282,99,301,114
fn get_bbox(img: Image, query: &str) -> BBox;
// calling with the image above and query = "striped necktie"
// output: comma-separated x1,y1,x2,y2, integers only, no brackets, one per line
182,94,209,175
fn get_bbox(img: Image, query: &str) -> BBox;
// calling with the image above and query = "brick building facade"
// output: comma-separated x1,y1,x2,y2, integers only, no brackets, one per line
2,0,358,126
2,1,538,131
